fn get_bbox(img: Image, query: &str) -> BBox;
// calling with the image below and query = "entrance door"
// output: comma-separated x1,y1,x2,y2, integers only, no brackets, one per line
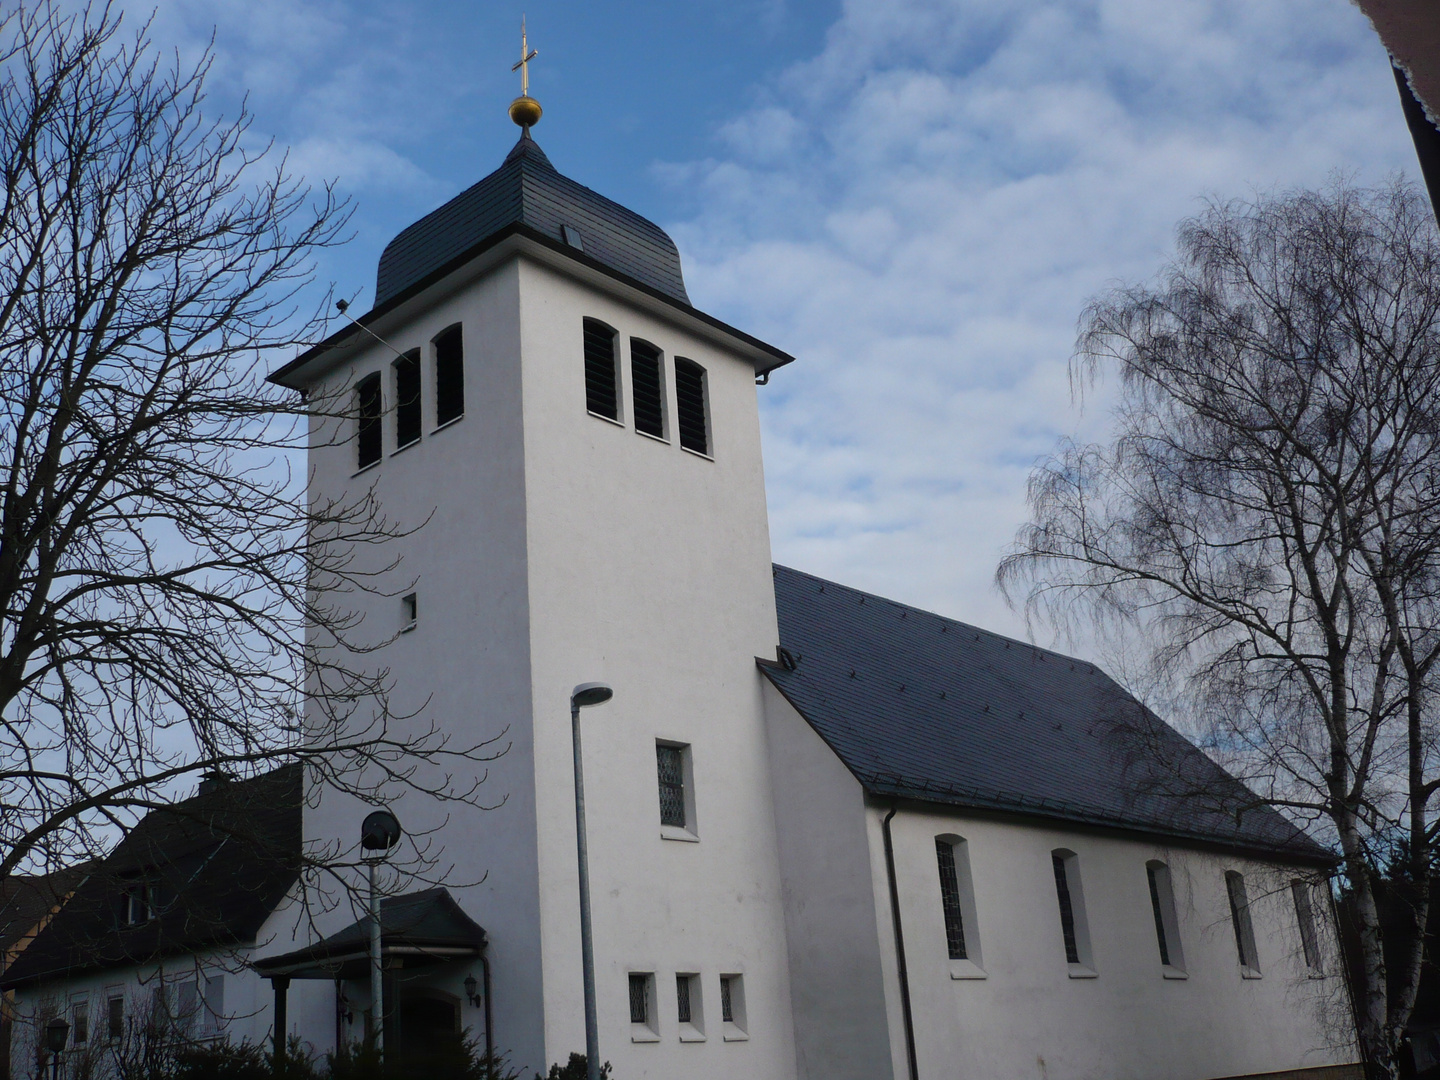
397,991,462,1067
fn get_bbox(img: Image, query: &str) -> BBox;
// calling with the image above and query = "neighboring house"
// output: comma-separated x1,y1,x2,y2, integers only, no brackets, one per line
2,769,301,1074
0,865,92,1080
5,103,1365,1080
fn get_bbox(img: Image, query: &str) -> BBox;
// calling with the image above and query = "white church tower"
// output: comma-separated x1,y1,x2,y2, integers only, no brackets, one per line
267,73,800,1079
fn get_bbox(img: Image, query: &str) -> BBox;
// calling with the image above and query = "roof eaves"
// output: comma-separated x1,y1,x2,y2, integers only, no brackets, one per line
270,223,794,390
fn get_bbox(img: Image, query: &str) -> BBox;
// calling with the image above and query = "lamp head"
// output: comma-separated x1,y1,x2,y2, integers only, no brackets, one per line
44,1017,69,1054
570,683,613,709
360,808,402,853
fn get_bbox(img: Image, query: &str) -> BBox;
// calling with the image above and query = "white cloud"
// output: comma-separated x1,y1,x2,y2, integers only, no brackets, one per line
665,0,1418,651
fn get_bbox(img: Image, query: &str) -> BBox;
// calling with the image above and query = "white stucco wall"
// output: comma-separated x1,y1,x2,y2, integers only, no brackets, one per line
514,258,798,1079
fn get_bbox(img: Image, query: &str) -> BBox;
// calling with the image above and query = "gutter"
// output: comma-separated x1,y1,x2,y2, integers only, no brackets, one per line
882,805,919,1080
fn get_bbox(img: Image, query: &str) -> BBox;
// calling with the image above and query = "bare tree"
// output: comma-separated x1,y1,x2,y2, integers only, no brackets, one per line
0,1,500,900
998,178,1440,1078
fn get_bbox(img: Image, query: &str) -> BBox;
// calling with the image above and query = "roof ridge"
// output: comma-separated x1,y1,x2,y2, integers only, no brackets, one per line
771,563,1101,674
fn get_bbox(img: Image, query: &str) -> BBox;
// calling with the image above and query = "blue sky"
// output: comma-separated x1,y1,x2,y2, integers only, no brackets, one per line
147,0,1418,652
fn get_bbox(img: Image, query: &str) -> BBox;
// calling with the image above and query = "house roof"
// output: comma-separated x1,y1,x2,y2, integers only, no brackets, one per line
0,765,303,989
253,887,486,980
0,863,96,966
376,131,688,308
763,565,1332,865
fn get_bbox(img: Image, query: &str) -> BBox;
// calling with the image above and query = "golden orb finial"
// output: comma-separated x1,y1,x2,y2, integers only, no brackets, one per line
509,17,541,128
509,95,542,128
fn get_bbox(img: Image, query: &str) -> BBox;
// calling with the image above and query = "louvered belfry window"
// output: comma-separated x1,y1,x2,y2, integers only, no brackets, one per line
356,373,382,469
935,839,968,960
394,350,421,449
674,357,708,455
583,319,619,420
631,339,664,438
434,325,464,426
1052,853,1081,965
657,743,686,828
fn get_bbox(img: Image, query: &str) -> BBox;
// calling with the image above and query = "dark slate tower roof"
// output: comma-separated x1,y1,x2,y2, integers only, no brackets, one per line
374,131,689,307
764,565,1331,863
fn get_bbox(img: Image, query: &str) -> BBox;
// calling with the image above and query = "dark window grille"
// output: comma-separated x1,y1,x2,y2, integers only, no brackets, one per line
657,744,686,828
583,319,618,420
1292,880,1321,971
720,977,734,1023
434,325,464,426
107,997,124,1041
1052,853,1081,965
357,374,382,468
631,340,664,438
628,973,649,1025
394,350,421,449
1147,864,1172,967
674,357,708,454
935,838,968,960
676,975,692,1024
1226,871,1257,970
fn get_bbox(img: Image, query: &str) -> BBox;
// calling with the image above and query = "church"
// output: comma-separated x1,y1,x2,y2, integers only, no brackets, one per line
2,76,1362,1080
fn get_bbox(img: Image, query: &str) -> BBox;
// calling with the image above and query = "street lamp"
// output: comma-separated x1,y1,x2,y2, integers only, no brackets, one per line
44,1017,69,1080
570,682,612,1080
361,807,402,1058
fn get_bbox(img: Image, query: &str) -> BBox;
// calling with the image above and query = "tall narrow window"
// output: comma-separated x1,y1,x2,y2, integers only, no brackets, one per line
1051,850,1093,972
201,974,225,1034
656,743,687,829
674,357,709,455
631,339,665,439
583,319,619,420
72,998,89,1045
394,350,421,449
1146,861,1184,972
676,974,692,1024
1292,879,1322,973
719,974,746,1036
107,995,124,1042
356,373,382,469
935,838,968,960
434,325,464,426
1226,870,1260,975
628,972,657,1038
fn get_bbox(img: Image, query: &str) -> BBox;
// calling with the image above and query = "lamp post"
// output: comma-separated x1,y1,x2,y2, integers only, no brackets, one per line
44,1017,69,1080
361,808,402,1058
570,682,613,1080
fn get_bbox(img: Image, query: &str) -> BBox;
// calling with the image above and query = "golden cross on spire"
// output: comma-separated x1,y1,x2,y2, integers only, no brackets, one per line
512,16,537,99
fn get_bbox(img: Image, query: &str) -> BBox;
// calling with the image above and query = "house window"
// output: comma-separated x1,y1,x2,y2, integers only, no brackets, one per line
674,357,709,455
356,373,382,469
393,349,421,449
1146,861,1185,973
628,972,657,1040
631,339,665,439
71,997,88,1045
107,994,124,1041
583,319,619,421
176,980,199,1035
434,325,464,426
935,838,968,961
1226,870,1261,976
201,974,225,1034
400,593,417,632
656,743,687,829
719,974,747,1039
1292,879,1322,973
676,974,692,1023
1052,850,1094,973
119,882,155,926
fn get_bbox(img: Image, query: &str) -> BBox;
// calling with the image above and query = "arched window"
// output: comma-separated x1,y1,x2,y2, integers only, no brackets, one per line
393,349,421,449
1225,870,1261,976
630,338,665,439
934,835,981,969
674,357,709,455
1146,860,1185,974
1291,879,1322,973
583,319,620,421
356,373,381,469
433,324,464,426
1051,849,1095,974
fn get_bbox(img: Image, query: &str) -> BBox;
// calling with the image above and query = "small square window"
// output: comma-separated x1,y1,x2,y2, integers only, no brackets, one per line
400,593,417,632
